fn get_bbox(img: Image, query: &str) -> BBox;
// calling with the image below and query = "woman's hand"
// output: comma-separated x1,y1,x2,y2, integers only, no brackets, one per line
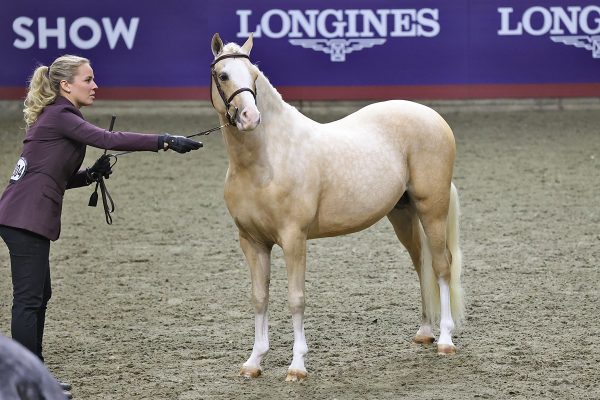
86,154,113,182
160,134,203,153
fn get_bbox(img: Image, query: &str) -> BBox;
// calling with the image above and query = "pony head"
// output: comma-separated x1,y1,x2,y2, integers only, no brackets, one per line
210,33,261,131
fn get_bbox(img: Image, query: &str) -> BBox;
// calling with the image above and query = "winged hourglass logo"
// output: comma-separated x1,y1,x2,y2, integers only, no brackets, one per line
289,38,387,62
550,36,600,58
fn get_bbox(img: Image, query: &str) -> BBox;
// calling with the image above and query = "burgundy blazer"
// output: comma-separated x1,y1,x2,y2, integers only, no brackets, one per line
0,96,160,241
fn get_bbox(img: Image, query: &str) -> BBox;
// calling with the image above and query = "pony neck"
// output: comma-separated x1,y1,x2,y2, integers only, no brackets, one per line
255,71,289,120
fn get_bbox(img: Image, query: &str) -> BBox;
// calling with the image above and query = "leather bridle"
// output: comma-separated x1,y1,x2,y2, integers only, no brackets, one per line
210,53,257,125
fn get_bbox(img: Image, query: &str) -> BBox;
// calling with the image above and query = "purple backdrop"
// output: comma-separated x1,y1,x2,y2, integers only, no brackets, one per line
1,0,599,99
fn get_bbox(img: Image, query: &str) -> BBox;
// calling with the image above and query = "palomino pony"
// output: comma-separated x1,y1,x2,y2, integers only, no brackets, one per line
209,33,464,382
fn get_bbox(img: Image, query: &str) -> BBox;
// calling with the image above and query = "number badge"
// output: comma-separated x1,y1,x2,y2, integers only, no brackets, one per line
10,157,28,183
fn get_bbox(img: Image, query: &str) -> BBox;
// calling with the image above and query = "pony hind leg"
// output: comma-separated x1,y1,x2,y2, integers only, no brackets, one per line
387,203,436,345
412,183,464,355
239,234,273,378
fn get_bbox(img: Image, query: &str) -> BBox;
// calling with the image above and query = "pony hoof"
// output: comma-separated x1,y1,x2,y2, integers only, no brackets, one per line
285,369,307,382
437,344,456,355
240,366,261,378
413,334,436,345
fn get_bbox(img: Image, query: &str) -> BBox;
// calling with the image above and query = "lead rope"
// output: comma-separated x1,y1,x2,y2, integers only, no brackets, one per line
109,122,230,158
89,118,230,224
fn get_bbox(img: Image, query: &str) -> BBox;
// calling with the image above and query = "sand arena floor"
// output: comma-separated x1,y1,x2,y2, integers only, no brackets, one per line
0,99,599,399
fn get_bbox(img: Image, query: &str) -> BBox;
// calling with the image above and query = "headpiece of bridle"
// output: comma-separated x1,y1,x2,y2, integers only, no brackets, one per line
210,53,257,125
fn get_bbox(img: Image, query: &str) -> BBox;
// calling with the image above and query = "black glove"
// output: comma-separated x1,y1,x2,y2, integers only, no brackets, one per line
160,134,202,153
86,154,112,182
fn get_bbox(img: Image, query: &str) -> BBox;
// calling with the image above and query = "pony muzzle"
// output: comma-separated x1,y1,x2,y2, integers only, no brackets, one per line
236,103,261,131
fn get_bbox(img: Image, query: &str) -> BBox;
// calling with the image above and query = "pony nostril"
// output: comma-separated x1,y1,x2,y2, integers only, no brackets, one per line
241,109,256,122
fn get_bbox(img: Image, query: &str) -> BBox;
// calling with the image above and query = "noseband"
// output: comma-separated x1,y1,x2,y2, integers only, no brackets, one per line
210,53,257,125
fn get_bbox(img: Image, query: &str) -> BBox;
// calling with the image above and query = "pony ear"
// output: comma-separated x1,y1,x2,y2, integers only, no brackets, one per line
211,33,224,56
241,33,254,55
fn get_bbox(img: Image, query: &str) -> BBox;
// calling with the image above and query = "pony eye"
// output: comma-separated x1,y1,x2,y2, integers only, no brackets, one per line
219,73,229,81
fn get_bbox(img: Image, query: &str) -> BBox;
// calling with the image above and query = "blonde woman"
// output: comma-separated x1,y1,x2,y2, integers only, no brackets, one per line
0,55,201,398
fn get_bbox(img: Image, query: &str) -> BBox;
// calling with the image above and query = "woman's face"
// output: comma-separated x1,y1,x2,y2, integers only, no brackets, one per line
61,63,98,108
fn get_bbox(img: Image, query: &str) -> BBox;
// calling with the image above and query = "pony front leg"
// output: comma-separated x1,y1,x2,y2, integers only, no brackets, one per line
281,231,308,382
239,234,273,378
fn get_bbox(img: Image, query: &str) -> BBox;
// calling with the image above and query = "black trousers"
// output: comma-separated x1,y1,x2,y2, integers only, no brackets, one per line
0,225,51,362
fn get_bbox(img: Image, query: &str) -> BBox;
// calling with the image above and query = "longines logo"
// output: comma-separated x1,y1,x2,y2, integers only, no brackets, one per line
237,9,440,62
498,5,600,59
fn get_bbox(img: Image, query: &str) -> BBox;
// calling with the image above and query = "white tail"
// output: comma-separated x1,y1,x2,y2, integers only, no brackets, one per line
418,182,465,326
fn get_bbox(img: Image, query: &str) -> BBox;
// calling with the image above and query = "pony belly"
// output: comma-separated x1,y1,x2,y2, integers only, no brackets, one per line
307,205,393,239
307,176,406,239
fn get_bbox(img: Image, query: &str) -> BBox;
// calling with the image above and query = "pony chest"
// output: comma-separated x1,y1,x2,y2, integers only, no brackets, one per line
225,197,281,242
223,179,287,230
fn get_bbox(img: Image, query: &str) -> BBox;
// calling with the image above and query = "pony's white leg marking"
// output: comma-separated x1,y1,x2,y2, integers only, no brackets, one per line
239,235,272,378
282,231,308,382
414,323,435,344
287,313,308,381
241,311,269,376
437,277,456,354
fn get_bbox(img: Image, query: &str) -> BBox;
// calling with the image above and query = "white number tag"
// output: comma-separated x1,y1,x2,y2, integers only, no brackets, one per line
10,157,28,183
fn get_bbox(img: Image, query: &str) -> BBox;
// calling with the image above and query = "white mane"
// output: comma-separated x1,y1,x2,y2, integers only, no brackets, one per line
253,64,303,122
